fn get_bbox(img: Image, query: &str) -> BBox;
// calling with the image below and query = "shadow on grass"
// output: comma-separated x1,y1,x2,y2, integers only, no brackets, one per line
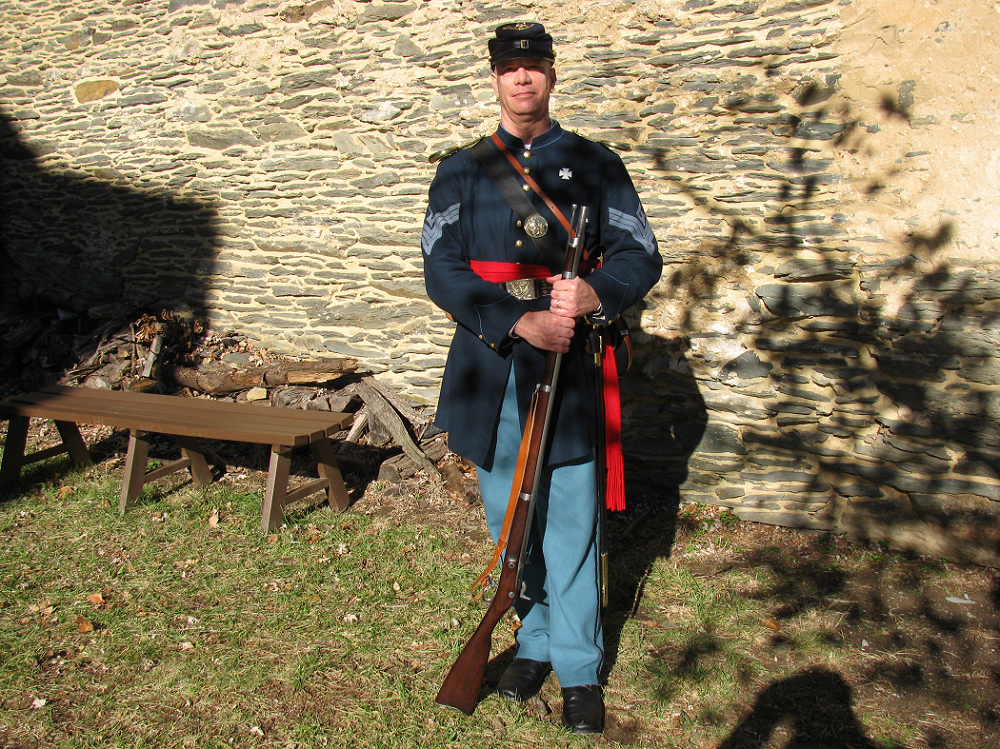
642,524,1000,747
602,488,682,679
0,452,78,504
717,667,891,749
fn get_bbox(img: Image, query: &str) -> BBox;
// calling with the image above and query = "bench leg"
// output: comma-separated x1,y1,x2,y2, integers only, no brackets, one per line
311,438,350,512
174,436,213,487
261,445,292,533
55,421,92,468
1,417,92,492
120,430,151,514
0,416,30,490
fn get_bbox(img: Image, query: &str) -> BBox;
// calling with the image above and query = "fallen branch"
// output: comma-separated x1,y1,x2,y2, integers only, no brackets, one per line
355,380,441,481
361,376,427,428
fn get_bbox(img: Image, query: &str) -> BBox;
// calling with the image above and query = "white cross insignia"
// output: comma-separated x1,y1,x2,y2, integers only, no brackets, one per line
559,167,573,180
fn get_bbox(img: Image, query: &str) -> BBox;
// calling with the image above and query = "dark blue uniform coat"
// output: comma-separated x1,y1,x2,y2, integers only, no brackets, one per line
422,122,663,469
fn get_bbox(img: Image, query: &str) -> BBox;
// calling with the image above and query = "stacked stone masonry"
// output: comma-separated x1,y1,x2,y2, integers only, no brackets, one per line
2,0,999,565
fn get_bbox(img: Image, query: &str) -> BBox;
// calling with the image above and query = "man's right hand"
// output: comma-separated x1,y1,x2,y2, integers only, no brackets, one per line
512,310,576,353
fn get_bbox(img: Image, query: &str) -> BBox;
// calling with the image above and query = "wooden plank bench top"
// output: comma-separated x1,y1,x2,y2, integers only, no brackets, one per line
0,385,354,531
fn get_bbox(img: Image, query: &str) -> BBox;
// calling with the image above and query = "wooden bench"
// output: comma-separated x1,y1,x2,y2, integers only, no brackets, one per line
0,385,354,531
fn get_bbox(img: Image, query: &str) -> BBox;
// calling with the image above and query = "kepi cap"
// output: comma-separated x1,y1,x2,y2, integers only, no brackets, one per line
488,22,555,68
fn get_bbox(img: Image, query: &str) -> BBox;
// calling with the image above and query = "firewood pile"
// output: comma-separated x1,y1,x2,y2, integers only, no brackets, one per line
0,307,476,500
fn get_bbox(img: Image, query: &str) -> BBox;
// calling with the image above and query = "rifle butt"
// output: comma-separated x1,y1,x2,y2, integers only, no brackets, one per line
434,609,504,714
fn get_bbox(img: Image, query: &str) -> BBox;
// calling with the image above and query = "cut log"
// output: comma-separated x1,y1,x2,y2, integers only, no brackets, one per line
271,387,358,413
164,358,358,395
420,432,449,463
343,408,369,445
141,334,163,378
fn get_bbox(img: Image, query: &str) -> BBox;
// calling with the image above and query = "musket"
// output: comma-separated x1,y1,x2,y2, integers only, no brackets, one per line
434,204,590,715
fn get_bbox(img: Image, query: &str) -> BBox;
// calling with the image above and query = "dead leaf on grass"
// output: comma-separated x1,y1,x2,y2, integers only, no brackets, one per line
208,509,220,527
760,618,781,632
75,615,94,634
29,601,55,617
57,485,75,498
86,593,105,607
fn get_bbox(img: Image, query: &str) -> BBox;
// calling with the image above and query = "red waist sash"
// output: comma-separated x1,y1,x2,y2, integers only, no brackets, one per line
470,260,549,282
470,259,626,511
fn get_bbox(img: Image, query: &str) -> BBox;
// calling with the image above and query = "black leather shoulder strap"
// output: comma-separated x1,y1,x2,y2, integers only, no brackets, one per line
469,137,563,273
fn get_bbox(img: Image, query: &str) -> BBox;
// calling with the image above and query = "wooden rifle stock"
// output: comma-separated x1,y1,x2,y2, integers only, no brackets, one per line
435,206,590,714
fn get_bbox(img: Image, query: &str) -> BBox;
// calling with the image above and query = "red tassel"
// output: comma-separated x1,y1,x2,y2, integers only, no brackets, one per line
602,337,625,512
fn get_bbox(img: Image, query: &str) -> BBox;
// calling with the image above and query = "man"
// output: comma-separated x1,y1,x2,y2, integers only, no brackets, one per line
422,22,662,734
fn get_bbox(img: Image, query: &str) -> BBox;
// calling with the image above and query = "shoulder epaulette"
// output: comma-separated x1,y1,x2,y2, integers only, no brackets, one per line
428,135,488,164
569,129,634,154
596,139,633,153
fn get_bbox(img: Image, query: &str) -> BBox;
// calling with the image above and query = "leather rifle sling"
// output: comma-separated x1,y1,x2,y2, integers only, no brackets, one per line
471,402,538,597
490,133,573,234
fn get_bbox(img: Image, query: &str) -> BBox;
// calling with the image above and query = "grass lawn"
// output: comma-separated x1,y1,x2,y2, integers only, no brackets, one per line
1,432,998,748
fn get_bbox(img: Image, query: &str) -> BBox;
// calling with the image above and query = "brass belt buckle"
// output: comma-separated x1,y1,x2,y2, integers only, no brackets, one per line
506,279,538,300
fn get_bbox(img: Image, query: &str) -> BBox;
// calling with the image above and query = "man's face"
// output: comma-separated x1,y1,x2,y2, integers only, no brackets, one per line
490,57,556,122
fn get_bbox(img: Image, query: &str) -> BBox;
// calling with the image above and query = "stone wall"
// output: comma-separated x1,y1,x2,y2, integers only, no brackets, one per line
3,0,999,565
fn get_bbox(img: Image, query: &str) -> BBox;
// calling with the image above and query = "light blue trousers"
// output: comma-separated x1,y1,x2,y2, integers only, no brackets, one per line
476,367,603,688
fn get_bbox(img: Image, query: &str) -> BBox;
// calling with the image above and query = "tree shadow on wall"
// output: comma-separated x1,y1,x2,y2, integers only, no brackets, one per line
0,109,221,394
626,70,1000,743
630,74,1000,559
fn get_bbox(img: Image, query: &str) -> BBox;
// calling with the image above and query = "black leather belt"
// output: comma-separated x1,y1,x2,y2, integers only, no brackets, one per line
500,278,552,300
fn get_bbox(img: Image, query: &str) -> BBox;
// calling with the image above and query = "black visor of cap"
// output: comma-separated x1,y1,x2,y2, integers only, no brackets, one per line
488,22,555,67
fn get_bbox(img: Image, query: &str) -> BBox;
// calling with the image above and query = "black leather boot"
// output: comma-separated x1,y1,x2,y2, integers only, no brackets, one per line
495,658,552,702
561,685,604,734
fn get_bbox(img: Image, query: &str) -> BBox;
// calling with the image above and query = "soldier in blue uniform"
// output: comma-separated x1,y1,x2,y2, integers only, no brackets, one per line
422,22,662,734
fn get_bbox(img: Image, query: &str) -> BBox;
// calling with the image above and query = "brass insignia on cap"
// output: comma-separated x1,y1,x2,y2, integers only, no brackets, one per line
524,214,548,238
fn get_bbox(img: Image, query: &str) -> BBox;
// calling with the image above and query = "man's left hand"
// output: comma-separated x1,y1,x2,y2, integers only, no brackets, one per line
548,275,600,319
